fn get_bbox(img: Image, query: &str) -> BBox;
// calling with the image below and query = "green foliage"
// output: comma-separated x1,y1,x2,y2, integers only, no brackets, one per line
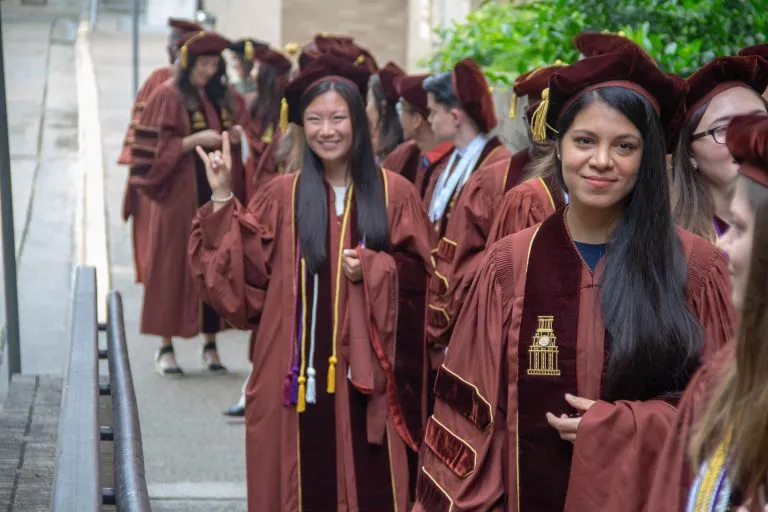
426,0,768,85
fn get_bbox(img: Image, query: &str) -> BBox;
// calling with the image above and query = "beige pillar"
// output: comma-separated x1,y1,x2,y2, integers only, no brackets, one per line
406,0,433,72
145,0,196,30
205,0,282,45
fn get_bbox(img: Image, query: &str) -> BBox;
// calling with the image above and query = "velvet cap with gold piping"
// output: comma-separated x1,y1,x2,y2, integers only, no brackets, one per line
253,46,293,76
167,17,203,33
179,31,232,69
726,114,768,187
513,62,566,122
299,34,378,73
378,61,406,104
451,58,497,133
394,73,430,118
228,38,269,62
683,55,768,121
283,54,371,125
533,44,685,143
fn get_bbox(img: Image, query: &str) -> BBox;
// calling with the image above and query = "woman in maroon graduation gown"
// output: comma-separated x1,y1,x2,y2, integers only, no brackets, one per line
414,44,735,512
189,54,432,511
367,62,406,165
130,31,246,375
648,115,768,512
671,53,768,243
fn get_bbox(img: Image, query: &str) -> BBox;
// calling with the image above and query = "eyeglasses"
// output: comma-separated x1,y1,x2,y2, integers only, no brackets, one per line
691,125,728,144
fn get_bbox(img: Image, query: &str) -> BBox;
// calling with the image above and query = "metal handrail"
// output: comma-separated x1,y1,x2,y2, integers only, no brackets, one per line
52,266,150,511
106,290,151,511
52,266,101,511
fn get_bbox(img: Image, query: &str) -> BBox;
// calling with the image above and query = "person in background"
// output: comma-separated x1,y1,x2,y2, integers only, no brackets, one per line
423,59,517,377
118,17,202,284
367,61,406,164
648,114,768,512
129,31,247,376
189,54,432,511
487,61,567,244
383,73,453,202
671,53,768,242
227,37,269,104
415,44,734,512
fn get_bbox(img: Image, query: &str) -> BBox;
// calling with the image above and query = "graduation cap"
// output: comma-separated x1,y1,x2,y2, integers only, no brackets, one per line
530,44,685,144
393,73,430,118
377,61,406,104
726,114,768,187
228,38,269,62
253,46,292,77
299,34,378,73
510,62,565,121
178,31,232,70
683,55,768,121
167,17,203,33
451,58,497,133
738,44,768,60
282,53,371,129
574,31,634,58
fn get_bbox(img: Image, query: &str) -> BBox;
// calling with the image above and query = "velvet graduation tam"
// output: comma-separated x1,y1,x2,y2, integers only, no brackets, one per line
167,17,203,33
283,54,371,126
726,114,768,187
179,31,232,69
684,55,768,121
300,34,378,73
531,44,685,143
511,62,565,120
452,58,497,133
574,31,634,57
228,38,269,62
394,73,430,118
253,46,292,76
739,44,768,60
378,61,406,104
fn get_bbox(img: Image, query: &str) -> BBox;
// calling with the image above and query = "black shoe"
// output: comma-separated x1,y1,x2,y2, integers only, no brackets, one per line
201,341,228,373
223,403,245,417
155,345,184,377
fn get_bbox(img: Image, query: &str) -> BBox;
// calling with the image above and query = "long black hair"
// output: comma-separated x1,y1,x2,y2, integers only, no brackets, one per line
297,79,389,274
555,87,704,402
176,54,232,113
368,74,404,161
249,63,281,131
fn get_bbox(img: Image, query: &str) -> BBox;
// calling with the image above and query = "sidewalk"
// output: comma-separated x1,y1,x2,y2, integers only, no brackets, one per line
91,17,249,512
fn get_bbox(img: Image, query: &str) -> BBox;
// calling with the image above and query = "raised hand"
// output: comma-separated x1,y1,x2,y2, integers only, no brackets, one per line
196,129,223,149
196,131,233,197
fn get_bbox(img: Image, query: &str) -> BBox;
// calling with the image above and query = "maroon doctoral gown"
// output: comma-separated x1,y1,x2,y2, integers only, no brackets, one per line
129,79,246,338
188,169,434,511
119,64,175,283
415,209,735,512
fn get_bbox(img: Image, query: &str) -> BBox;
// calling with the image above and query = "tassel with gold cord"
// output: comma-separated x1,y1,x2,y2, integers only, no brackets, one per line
297,258,309,413
280,98,289,133
180,44,188,70
327,355,337,394
245,40,254,61
531,87,551,143
508,92,517,119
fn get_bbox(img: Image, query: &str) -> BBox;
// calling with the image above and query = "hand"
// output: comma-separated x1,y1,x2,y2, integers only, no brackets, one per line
546,394,596,443
229,124,243,141
342,249,363,283
195,129,223,149
196,131,233,196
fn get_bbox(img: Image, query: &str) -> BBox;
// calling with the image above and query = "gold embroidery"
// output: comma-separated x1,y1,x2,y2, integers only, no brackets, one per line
221,108,233,129
192,111,207,130
527,315,561,376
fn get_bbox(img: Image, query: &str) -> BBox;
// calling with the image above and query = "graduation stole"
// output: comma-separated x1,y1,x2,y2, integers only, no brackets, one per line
282,174,361,411
516,208,581,511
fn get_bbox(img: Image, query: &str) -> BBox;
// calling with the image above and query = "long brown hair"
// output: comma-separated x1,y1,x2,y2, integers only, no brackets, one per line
690,176,768,502
671,102,718,242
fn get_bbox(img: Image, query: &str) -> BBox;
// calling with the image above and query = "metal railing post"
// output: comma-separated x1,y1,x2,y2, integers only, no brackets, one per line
52,267,101,511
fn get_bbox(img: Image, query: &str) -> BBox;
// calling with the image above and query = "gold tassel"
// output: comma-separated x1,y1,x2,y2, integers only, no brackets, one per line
508,92,517,119
245,40,254,61
180,45,188,70
261,123,274,144
327,355,337,394
280,98,289,132
354,55,365,66
284,42,299,56
531,87,551,143
297,376,307,412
